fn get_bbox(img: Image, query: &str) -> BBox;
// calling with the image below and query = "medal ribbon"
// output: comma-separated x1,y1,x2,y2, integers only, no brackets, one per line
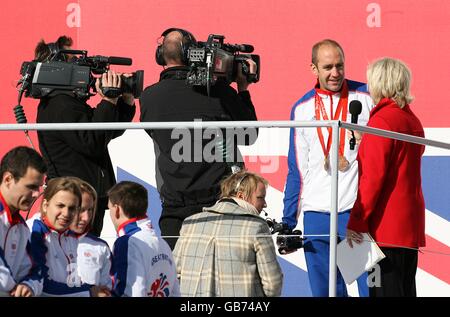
314,80,348,158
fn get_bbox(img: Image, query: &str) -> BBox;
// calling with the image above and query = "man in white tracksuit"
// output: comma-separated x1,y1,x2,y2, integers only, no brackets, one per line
282,39,374,297
0,146,46,297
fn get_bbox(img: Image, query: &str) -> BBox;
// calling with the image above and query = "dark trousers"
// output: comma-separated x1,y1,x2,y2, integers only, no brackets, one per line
90,196,108,237
369,247,418,297
160,203,215,250
159,216,185,250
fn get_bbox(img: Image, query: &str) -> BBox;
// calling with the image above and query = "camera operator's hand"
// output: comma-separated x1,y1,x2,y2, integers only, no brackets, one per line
120,73,135,106
236,59,257,92
96,70,121,105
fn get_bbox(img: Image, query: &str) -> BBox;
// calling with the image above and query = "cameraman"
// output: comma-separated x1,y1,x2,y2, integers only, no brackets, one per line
140,28,258,249
34,36,136,237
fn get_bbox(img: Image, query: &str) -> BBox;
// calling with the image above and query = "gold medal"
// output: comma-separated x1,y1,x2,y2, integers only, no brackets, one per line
338,155,350,172
324,155,330,172
324,155,350,172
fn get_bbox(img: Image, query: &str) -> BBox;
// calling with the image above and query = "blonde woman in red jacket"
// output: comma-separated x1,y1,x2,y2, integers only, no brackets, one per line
346,57,425,297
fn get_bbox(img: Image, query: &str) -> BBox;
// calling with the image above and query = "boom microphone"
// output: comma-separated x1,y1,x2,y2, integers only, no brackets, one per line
233,44,254,53
108,56,133,65
223,43,254,53
88,55,133,65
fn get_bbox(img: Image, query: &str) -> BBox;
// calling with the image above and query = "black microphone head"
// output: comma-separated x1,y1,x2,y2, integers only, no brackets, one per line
108,56,132,66
349,100,362,124
349,100,362,115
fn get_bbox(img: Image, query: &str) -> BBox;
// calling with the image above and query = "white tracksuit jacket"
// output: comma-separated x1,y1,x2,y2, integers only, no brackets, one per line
111,217,180,297
282,80,374,228
0,194,41,296
28,217,112,296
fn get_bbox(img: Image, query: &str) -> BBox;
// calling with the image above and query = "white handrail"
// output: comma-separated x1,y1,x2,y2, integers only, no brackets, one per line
0,120,334,131
341,122,450,150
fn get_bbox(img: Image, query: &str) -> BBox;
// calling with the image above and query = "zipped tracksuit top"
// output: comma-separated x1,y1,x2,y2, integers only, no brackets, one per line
111,217,180,297
0,193,40,296
282,80,374,229
28,218,112,296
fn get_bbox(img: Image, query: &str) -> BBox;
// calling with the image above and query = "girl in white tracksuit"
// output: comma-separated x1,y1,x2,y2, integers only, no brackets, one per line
27,177,91,296
69,179,112,293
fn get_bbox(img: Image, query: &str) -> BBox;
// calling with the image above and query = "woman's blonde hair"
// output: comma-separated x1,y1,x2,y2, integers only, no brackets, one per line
220,171,268,200
367,57,414,108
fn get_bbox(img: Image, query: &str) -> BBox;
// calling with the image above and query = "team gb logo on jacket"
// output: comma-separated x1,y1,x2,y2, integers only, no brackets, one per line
149,273,170,297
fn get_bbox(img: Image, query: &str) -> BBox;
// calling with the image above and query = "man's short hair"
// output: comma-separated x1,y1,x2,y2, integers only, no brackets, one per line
161,29,196,65
0,146,47,183
108,181,148,218
311,39,345,65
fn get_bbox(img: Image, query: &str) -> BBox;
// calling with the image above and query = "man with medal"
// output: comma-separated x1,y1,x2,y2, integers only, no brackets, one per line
281,39,374,297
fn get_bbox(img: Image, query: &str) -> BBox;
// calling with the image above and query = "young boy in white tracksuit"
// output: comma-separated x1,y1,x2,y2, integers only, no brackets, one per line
108,181,180,297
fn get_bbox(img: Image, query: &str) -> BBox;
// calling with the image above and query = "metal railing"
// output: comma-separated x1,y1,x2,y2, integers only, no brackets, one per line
1,120,448,297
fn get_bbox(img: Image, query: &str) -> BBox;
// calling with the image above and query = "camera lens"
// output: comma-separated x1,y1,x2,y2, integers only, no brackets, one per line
121,70,144,98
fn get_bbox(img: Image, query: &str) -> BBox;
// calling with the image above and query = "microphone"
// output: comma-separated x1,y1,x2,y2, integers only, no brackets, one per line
233,44,254,53
88,55,133,66
349,100,362,150
349,100,362,124
107,56,133,66
222,43,254,53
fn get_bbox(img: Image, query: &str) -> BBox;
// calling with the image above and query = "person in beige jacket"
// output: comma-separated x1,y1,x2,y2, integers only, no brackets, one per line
173,171,283,297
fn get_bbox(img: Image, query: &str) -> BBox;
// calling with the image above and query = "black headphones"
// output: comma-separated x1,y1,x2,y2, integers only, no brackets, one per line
155,28,196,66
46,42,60,61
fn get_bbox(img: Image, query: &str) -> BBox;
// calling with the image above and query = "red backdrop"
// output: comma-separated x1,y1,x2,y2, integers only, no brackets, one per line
2,1,450,158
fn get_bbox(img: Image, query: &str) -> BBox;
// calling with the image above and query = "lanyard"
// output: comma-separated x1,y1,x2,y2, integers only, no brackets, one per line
314,80,348,157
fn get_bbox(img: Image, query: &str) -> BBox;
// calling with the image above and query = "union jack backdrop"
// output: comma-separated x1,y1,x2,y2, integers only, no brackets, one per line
2,0,448,296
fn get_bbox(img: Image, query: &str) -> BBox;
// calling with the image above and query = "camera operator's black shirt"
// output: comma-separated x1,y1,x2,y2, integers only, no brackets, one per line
36,94,136,198
139,66,257,218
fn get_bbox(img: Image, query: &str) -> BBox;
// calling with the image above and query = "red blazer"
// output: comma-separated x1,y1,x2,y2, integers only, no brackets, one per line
348,98,426,248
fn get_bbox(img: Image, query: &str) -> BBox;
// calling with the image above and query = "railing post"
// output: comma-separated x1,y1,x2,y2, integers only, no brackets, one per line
329,121,340,297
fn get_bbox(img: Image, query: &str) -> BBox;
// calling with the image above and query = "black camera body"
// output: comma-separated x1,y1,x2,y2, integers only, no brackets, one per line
186,34,260,87
266,218,304,255
19,50,144,100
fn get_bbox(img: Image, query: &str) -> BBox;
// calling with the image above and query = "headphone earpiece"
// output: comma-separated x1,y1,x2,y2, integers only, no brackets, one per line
155,28,196,66
46,42,60,61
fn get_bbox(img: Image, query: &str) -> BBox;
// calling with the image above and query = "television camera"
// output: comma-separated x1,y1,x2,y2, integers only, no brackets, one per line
18,49,144,100
266,218,305,255
186,34,260,94
14,49,144,148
